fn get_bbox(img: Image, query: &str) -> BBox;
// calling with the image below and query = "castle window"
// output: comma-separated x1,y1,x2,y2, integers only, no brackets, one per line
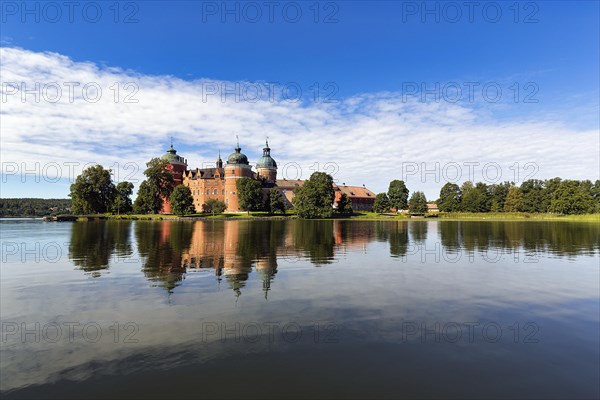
222,189,225,195
213,189,217,195
206,190,210,195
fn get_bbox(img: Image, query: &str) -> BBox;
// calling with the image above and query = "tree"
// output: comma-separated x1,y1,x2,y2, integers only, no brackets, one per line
293,172,335,219
591,180,600,212
202,198,227,215
336,193,353,215
489,182,511,212
268,188,286,214
549,180,594,214
387,180,409,211
438,183,462,212
144,158,175,200
520,179,546,213
112,181,134,214
69,165,116,214
372,193,391,214
133,158,176,214
170,185,195,216
460,181,489,212
409,191,428,214
236,177,264,213
503,186,524,212
544,177,563,212
134,180,163,214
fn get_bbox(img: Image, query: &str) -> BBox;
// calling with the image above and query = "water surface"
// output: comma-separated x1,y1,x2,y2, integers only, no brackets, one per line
1,219,599,399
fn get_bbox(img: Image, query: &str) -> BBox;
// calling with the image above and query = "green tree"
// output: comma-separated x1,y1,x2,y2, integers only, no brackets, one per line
409,191,428,214
293,172,335,219
268,188,286,214
133,158,176,214
387,180,409,211
202,198,227,215
144,158,175,200
438,183,462,212
460,181,489,212
489,182,512,212
549,180,594,214
544,177,563,212
170,185,195,216
336,193,353,215
134,180,163,214
112,181,134,214
591,180,600,212
372,193,391,214
503,185,524,212
236,177,264,213
69,165,116,214
520,179,545,213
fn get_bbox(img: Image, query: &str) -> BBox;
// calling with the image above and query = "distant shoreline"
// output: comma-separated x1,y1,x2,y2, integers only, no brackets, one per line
7,212,596,222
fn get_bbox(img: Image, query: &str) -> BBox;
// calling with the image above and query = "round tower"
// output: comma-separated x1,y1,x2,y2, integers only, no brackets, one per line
224,141,253,212
256,139,277,184
160,143,188,213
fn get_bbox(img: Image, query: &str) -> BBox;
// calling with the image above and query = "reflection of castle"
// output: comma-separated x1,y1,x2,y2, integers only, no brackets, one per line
182,221,278,298
160,141,376,213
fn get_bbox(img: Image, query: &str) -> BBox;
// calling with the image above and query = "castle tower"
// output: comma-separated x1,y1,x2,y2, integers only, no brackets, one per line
216,151,223,168
224,139,254,212
256,139,277,183
160,143,188,214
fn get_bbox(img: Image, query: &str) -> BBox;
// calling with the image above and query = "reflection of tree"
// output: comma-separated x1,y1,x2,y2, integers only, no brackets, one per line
135,221,194,293
69,221,132,276
409,221,428,243
440,221,600,257
293,220,335,265
521,222,600,257
459,222,491,252
439,221,461,251
389,221,409,257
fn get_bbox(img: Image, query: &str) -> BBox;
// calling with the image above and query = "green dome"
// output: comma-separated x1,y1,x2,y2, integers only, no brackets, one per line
227,145,249,165
256,140,277,169
161,144,186,164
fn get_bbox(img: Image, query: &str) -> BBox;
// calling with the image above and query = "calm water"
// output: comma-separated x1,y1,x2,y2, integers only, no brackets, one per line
1,219,599,399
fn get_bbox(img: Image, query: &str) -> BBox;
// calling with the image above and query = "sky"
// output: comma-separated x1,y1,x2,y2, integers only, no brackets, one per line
1,0,599,199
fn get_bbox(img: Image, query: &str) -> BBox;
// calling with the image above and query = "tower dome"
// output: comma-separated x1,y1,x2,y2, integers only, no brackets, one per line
256,140,277,169
161,144,186,164
227,143,249,165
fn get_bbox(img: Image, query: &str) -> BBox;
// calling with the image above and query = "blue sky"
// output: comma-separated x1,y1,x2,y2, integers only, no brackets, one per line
1,1,599,198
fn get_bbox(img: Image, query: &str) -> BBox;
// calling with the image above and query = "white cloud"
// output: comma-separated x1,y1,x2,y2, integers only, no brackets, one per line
1,47,598,199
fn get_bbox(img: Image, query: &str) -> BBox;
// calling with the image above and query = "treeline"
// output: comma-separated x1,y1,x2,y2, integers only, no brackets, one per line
0,198,72,217
438,179,600,215
371,178,600,215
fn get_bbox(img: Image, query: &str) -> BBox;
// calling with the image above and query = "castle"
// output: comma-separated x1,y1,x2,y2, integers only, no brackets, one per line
160,141,376,213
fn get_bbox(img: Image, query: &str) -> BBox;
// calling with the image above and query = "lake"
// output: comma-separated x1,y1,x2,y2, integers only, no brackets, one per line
1,218,599,399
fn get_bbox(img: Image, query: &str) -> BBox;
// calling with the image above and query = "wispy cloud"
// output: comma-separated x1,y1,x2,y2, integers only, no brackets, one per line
1,47,598,198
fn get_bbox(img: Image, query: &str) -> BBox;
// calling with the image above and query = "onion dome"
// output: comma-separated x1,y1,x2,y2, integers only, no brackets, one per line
227,143,249,165
256,140,277,169
161,144,186,164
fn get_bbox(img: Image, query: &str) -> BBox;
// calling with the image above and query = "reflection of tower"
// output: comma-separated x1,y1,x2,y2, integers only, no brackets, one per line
256,139,277,184
224,139,254,212
223,221,251,297
181,221,224,272
161,143,188,214
256,256,278,299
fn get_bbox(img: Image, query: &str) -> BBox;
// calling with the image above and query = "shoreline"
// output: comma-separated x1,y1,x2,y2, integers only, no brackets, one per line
5,212,597,222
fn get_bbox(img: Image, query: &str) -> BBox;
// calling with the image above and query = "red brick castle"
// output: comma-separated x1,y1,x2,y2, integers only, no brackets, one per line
160,141,375,213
